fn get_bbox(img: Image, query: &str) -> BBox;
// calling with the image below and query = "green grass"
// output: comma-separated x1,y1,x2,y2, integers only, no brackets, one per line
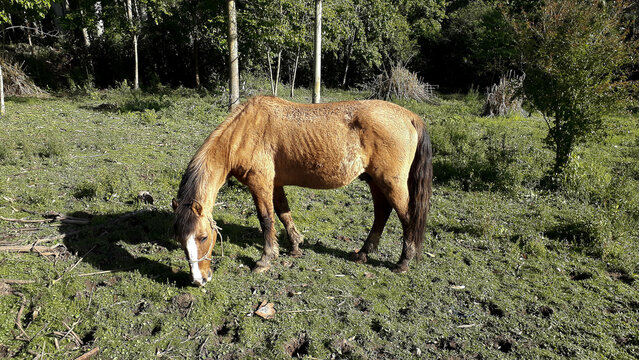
0,87,637,359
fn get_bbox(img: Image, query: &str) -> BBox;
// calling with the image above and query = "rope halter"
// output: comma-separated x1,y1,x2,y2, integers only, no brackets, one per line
187,216,223,265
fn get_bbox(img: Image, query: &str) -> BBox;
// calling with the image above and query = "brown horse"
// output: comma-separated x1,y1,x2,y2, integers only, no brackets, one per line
172,96,432,286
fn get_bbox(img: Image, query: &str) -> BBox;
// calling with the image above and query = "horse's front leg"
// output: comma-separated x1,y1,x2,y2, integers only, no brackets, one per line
249,184,279,273
273,186,304,258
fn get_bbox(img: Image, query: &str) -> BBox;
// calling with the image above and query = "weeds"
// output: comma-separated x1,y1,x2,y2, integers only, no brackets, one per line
0,89,637,359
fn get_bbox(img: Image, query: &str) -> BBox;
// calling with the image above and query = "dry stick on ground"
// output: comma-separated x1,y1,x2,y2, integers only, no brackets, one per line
1,279,36,285
73,347,99,360
0,244,65,256
53,245,96,284
13,291,29,339
75,268,135,278
0,216,52,224
62,320,84,347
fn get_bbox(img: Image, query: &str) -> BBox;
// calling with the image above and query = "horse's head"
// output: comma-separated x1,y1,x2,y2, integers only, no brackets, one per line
172,198,217,286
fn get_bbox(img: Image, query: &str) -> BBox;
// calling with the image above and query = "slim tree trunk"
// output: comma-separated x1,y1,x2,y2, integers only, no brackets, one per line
194,37,200,88
227,0,240,110
133,33,139,89
342,30,356,87
312,0,322,104
25,19,32,47
290,47,300,98
80,10,91,47
0,64,5,116
267,49,274,95
126,0,139,90
274,50,282,96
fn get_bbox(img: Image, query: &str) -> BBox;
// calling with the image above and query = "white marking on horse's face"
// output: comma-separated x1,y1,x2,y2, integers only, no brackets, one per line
186,234,204,285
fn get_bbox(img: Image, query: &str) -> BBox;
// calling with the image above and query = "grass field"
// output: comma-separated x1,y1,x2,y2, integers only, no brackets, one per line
0,84,638,359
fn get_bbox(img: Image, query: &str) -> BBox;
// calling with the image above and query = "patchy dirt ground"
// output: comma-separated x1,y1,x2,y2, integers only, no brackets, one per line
0,89,638,359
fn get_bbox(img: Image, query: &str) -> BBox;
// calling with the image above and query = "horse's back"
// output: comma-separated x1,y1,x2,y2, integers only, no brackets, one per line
237,97,420,189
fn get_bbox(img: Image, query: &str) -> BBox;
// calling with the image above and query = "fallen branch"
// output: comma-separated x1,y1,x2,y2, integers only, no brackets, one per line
63,320,83,347
13,291,28,339
75,268,135,278
0,244,65,256
0,216,51,224
1,279,36,285
74,347,99,360
0,213,90,225
279,309,319,314
53,245,96,284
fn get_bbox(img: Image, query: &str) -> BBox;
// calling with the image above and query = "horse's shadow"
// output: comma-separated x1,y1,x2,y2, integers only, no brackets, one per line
60,209,192,287
60,209,394,286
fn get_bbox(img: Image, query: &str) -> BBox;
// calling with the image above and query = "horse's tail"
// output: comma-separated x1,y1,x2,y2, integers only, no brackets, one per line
407,120,433,261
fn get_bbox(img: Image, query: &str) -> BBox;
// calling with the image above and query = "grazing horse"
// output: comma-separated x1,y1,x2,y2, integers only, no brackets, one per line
172,96,432,286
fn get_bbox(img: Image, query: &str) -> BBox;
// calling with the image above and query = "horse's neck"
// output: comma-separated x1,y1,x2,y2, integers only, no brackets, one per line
192,134,232,212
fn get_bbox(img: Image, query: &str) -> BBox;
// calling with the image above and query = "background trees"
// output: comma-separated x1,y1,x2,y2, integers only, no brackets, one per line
512,0,638,177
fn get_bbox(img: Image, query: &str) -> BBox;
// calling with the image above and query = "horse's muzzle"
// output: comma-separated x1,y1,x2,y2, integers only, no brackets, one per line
192,268,213,287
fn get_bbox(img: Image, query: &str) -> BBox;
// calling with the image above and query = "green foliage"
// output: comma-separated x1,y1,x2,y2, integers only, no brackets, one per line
512,0,639,176
1,90,638,358
0,0,51,24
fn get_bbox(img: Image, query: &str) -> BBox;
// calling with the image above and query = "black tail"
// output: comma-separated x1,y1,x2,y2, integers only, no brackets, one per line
407,123,433,261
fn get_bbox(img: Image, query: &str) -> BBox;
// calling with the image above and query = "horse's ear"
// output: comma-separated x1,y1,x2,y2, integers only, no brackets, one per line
191,200,203,216
171,198,179,211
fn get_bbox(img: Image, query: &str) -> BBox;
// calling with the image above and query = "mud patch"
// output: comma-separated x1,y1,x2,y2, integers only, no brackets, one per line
609,272,635,285
438,337,461,351
172,293,194,316
570,271,592,281
284,333,309,358
487,302,505,318
493,336,513,353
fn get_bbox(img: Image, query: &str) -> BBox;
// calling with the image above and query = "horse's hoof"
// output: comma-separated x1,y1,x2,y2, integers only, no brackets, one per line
352,251,367,264
252,263,271,273
392,264,408,274
290,249,303,258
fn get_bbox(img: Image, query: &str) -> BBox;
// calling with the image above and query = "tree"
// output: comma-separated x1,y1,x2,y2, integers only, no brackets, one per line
227,0,239,109
125,0,139,89
512,0,638,178
0,64,4,116
312,0,322,103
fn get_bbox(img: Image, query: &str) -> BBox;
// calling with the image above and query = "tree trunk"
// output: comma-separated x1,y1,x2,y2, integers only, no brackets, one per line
194,37,200,88
133,33,139,89
267,49,274,95
312,0,322,104
274,50,282,96
342,30,356,87
227,0,240,110
1,64,5,116
126,0,139,89
80,10,91,47
25,19,32,47
290,47,300,98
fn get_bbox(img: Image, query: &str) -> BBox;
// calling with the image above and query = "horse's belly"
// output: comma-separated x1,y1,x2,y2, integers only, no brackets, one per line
274,152,365,189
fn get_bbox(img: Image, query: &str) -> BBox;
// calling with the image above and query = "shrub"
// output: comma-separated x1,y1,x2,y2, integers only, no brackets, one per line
369,64,438,103
481,71,524,117
38,137,66,158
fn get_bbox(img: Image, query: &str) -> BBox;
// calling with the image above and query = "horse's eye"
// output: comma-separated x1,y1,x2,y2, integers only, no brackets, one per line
200,236,208,243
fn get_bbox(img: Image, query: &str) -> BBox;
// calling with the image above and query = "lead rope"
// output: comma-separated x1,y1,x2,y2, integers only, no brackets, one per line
208,216,223,258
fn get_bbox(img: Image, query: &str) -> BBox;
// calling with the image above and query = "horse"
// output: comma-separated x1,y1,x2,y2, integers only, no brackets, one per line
172,96,432,286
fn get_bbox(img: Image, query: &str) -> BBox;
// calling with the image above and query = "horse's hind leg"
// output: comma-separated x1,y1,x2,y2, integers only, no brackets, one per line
273,186,304,258
377,179,416,273
247,181,279,273
353,181,392,264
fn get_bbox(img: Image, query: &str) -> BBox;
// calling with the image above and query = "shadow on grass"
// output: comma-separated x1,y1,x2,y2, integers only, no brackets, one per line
59,209,399,286
81,97,172,114
60,209,193,287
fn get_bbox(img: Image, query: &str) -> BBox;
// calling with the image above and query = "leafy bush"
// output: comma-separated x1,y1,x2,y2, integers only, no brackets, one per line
511,0,638,176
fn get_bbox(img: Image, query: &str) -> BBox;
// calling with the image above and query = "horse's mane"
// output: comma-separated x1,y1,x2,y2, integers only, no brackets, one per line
176,100,250,205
